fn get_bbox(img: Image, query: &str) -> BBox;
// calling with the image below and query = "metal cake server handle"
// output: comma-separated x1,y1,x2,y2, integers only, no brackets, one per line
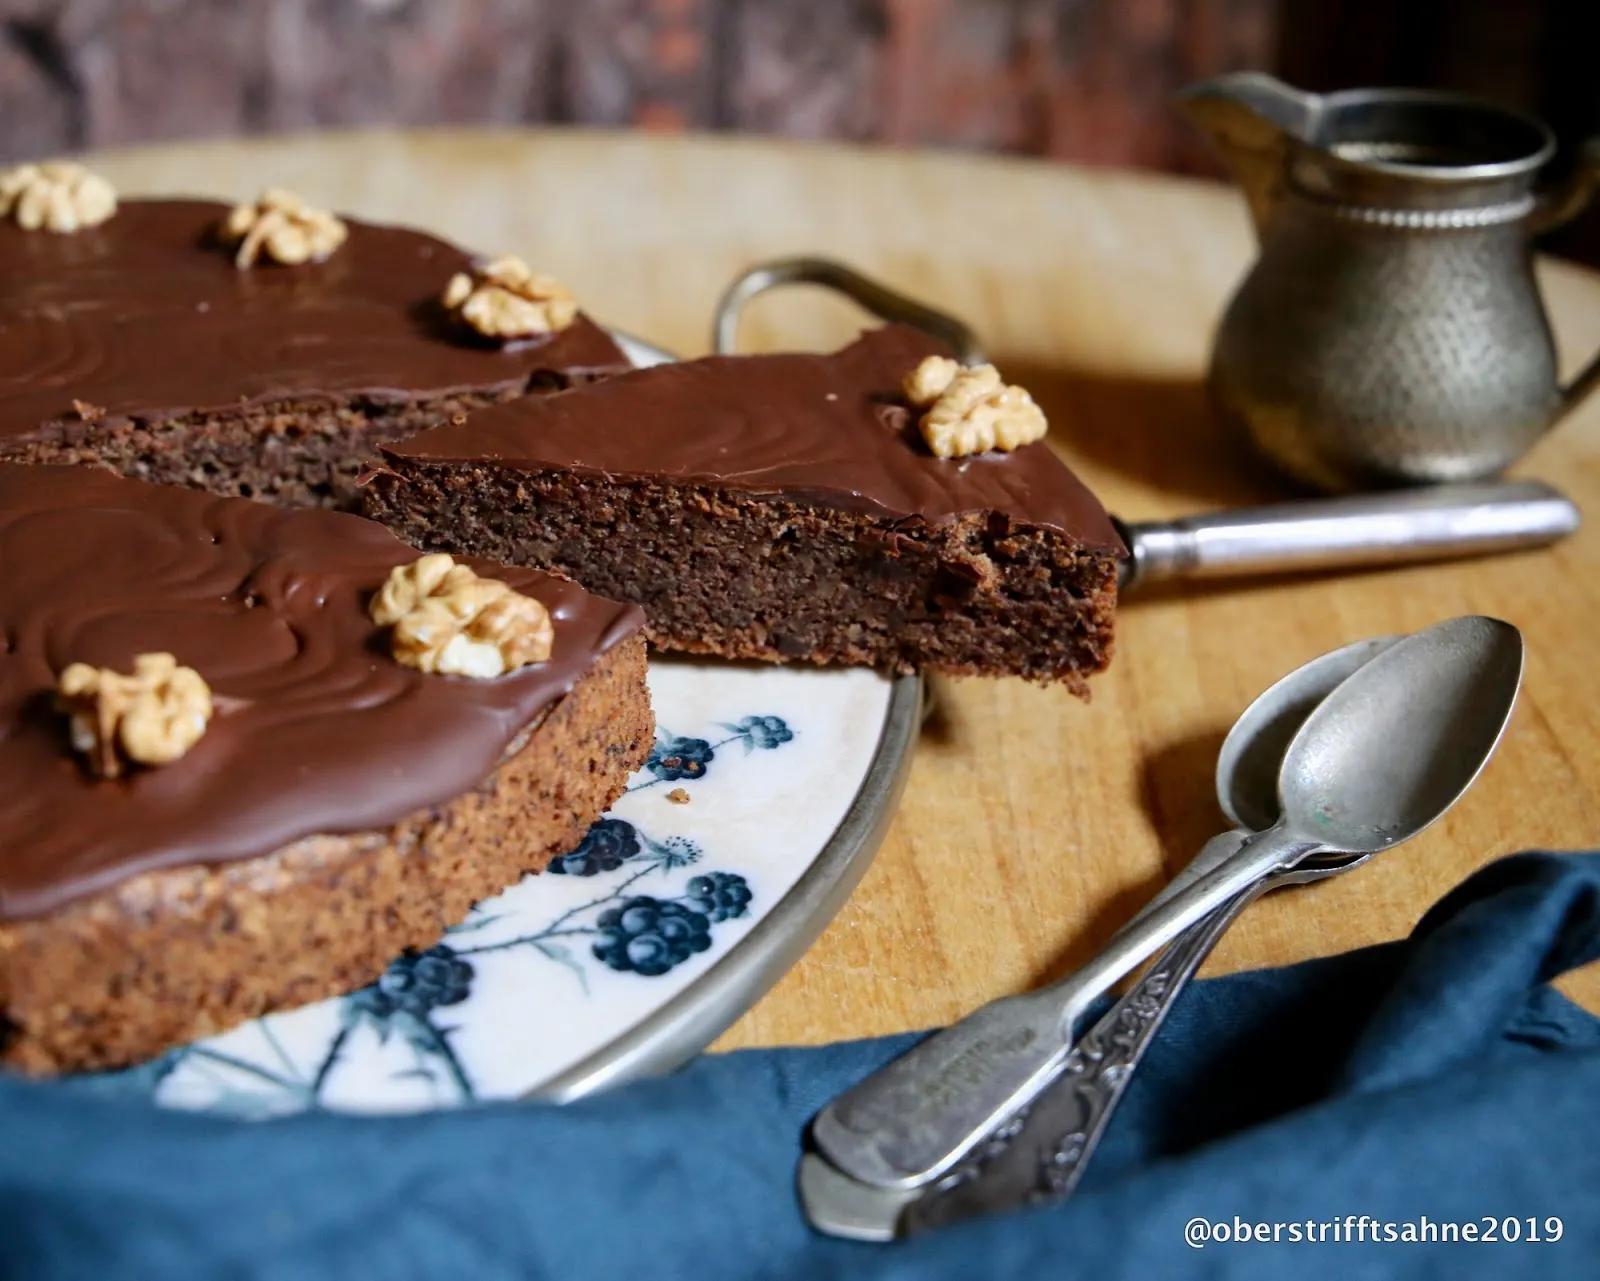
1115,481,1578,588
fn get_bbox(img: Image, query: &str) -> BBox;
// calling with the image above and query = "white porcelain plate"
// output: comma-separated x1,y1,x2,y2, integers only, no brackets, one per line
145,658,918,1117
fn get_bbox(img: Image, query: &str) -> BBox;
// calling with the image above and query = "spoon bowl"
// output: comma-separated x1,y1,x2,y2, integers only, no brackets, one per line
1275,616,1524,853
1143,635,1398,922
1217,635,1398,833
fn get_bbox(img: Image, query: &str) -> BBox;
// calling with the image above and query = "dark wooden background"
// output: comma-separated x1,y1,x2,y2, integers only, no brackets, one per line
5,0,1600,258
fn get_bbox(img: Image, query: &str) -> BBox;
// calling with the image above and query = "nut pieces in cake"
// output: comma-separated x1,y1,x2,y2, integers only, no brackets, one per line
903,355,1048,459
56,652,213,779
441,255,579,342
221,188,348,268
371,553,554,678
0,162,117,233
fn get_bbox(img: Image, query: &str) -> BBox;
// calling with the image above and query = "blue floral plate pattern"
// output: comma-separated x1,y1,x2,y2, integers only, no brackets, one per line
151,658,913,1116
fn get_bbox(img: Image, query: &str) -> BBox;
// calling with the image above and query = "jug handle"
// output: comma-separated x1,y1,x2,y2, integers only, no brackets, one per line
1531,140,1600,417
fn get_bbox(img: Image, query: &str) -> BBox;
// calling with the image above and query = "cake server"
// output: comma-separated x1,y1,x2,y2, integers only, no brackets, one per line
811,615,1524,1190
800,635,1394,1239
714,259,1581,583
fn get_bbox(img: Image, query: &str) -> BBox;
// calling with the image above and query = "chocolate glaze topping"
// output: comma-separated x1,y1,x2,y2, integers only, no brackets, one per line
0,464,644,920
0,198,629,442
382,325,1123,553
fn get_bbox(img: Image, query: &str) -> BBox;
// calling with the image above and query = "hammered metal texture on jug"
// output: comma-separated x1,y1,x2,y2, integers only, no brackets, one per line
1182,73,1600,491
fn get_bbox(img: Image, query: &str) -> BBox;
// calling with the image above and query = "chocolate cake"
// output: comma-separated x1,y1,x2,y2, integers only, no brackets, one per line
0,464,650,1073
366,326,1122,688
0,197,630,509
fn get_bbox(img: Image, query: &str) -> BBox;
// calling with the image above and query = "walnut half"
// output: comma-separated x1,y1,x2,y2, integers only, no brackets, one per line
371,553,554,678
0,162,117,233
221,188,348,269
441,256,578,342
57,653,213,779
902,355,1048,459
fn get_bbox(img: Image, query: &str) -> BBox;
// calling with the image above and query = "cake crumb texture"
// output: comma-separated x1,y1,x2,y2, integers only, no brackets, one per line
367,466,1118,690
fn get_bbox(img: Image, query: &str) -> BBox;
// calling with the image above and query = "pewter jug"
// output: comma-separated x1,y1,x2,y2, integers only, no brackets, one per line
1182,72,1600,490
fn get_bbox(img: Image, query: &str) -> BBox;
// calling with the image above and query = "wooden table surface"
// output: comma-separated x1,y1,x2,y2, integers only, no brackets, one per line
86,128,1600,1040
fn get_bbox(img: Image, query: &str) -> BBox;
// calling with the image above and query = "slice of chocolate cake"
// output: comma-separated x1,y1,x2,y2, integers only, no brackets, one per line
0,464,650,1073
366,326,1122,689
0,194,630,509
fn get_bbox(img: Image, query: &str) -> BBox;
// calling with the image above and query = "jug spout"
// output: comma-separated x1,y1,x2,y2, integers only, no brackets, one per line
1179,72,1321,235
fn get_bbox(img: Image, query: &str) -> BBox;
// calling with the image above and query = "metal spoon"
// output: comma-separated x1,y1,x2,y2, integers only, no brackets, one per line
812,616,1524,1190
895,641,1405,1220
799,635,1394,1238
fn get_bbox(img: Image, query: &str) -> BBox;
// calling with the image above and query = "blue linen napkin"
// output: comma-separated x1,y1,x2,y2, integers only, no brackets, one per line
3,850,1599,1280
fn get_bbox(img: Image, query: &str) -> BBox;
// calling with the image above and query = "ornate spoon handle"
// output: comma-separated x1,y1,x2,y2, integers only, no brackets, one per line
814,824,1319,1188
897,886,1260,1234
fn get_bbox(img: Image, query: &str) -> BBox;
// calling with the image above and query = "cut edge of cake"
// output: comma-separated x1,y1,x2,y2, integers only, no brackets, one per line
5,379,601,512
369,466,1118,691
0,197,633,510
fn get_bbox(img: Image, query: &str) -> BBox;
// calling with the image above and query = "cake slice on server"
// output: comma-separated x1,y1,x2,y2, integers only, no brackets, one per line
365,326,1122,690
0,464,649,1073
